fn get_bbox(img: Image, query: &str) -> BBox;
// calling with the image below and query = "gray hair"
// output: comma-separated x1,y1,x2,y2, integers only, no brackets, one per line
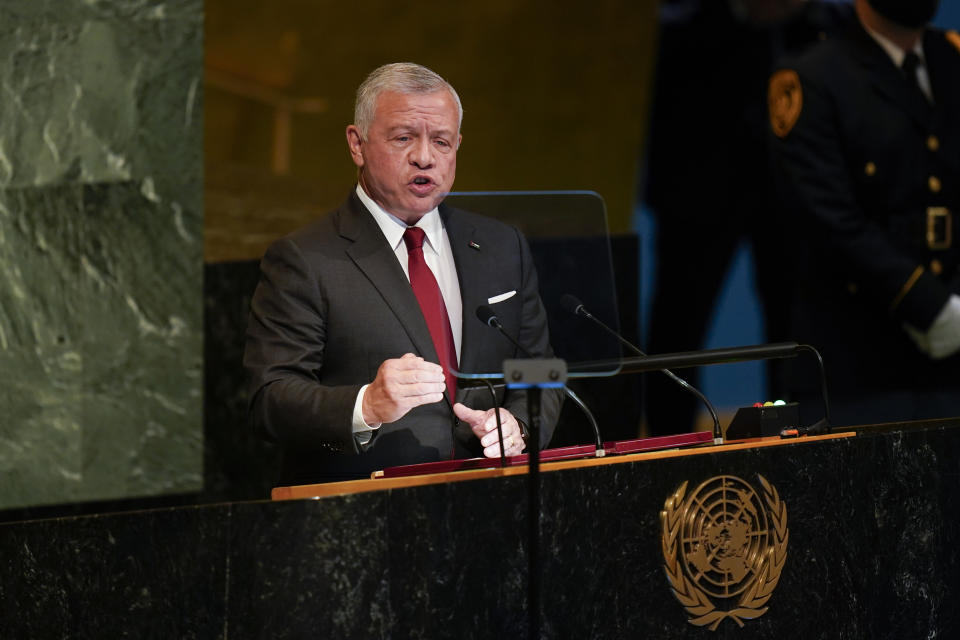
353,62,463,139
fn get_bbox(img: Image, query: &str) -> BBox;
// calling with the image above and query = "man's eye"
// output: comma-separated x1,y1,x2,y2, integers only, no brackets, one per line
396,136,410,142
435,139,449,147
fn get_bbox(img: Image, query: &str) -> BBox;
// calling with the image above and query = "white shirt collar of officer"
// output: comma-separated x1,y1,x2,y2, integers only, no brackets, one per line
862,21,925,68
862,22,932,101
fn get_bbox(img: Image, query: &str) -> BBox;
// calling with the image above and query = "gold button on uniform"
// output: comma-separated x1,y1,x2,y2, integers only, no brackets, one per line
927,135,940,152
865,162,876,176
929,175,942,193
930,259,943,276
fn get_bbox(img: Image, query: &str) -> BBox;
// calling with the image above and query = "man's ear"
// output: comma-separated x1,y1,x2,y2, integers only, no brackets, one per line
345,125,364,167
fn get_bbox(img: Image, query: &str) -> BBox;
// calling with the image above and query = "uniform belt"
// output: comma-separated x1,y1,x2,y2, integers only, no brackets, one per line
926,207,952,250
889,207,955,252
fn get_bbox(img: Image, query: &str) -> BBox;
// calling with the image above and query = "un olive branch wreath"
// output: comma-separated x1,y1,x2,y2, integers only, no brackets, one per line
660,475,789,631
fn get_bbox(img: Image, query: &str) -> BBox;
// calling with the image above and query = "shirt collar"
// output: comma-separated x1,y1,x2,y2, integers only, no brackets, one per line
355,184,443,253
862,21,925,68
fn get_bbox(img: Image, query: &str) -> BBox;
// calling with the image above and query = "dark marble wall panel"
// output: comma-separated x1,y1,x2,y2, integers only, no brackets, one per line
226,498,392,639
1,423,957,638
0,505,229,639
381,478,529,637
203,260,280,502
0,0,203,510
534,424,960,639
224,482,531,639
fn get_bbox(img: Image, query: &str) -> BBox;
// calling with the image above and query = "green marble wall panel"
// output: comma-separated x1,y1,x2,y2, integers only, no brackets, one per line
0,0,202,509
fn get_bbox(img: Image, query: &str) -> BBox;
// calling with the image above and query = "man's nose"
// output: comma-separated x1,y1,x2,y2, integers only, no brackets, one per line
409,138,434,168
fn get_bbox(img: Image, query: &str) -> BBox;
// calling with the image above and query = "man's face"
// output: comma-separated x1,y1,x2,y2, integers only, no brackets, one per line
346,90,461,224
866,0,939,28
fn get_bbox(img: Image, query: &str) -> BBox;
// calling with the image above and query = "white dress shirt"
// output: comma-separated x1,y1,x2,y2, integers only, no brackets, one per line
351,185,463,443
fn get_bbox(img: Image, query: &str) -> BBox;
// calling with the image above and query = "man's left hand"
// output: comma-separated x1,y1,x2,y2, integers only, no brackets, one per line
452,403,526,458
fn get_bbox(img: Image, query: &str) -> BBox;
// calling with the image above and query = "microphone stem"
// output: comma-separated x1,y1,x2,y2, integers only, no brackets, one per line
578,311,722,443
491,321,604,453
561,387,603,451
481,378,507,466
796,344,832,433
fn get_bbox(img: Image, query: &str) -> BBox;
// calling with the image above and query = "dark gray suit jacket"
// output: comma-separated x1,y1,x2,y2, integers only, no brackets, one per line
244,191,561,483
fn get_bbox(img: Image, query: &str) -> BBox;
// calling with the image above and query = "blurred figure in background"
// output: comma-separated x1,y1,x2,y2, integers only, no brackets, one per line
643,0,853,436
770,0,960,426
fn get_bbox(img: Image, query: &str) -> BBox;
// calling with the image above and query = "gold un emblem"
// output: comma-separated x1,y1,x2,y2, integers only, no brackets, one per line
660,475,788,630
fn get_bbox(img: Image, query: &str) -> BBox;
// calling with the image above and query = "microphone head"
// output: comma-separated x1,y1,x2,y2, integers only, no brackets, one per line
475,305,500,328
560,294,585,316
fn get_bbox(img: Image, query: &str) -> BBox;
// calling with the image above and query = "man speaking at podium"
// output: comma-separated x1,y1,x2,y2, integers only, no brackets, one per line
244,63,561,484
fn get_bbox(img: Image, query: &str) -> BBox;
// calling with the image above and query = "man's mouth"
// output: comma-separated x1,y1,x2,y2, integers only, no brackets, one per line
410,176,435,195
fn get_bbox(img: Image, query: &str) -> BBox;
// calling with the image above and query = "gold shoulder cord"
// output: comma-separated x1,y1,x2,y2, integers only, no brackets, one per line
890,266,925,313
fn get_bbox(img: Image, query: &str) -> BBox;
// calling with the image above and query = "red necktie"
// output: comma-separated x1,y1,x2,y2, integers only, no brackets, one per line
403,227,458,399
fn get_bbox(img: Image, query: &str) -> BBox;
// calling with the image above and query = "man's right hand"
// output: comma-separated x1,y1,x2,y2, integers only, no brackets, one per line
362,353,447,425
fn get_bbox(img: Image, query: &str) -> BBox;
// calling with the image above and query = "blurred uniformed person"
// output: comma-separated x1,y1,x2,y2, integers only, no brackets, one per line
643,0,853,435
770,0,960,425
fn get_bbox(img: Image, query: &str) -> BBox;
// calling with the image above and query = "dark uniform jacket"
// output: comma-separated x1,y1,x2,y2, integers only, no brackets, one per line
244,191,561,484
770,21,960,396
642,1,853,434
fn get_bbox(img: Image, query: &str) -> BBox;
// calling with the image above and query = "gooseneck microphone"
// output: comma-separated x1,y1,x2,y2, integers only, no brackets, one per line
475,305,605,452
477,304,505,330
559,294,723,444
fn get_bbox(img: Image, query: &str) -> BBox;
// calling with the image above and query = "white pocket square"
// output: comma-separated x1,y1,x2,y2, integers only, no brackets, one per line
487,290,516,304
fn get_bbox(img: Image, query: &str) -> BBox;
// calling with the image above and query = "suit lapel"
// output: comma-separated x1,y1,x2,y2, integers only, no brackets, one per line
848,22,932,129
338,192,439,364
442,205,488,378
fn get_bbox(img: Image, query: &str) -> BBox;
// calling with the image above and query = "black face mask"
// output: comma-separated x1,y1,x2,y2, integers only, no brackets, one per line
867,0,940,28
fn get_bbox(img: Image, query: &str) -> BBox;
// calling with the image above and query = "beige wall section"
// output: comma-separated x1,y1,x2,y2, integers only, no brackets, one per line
205,0,659,262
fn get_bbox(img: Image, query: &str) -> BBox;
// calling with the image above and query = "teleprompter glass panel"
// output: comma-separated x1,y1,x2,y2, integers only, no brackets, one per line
444,191,622,380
